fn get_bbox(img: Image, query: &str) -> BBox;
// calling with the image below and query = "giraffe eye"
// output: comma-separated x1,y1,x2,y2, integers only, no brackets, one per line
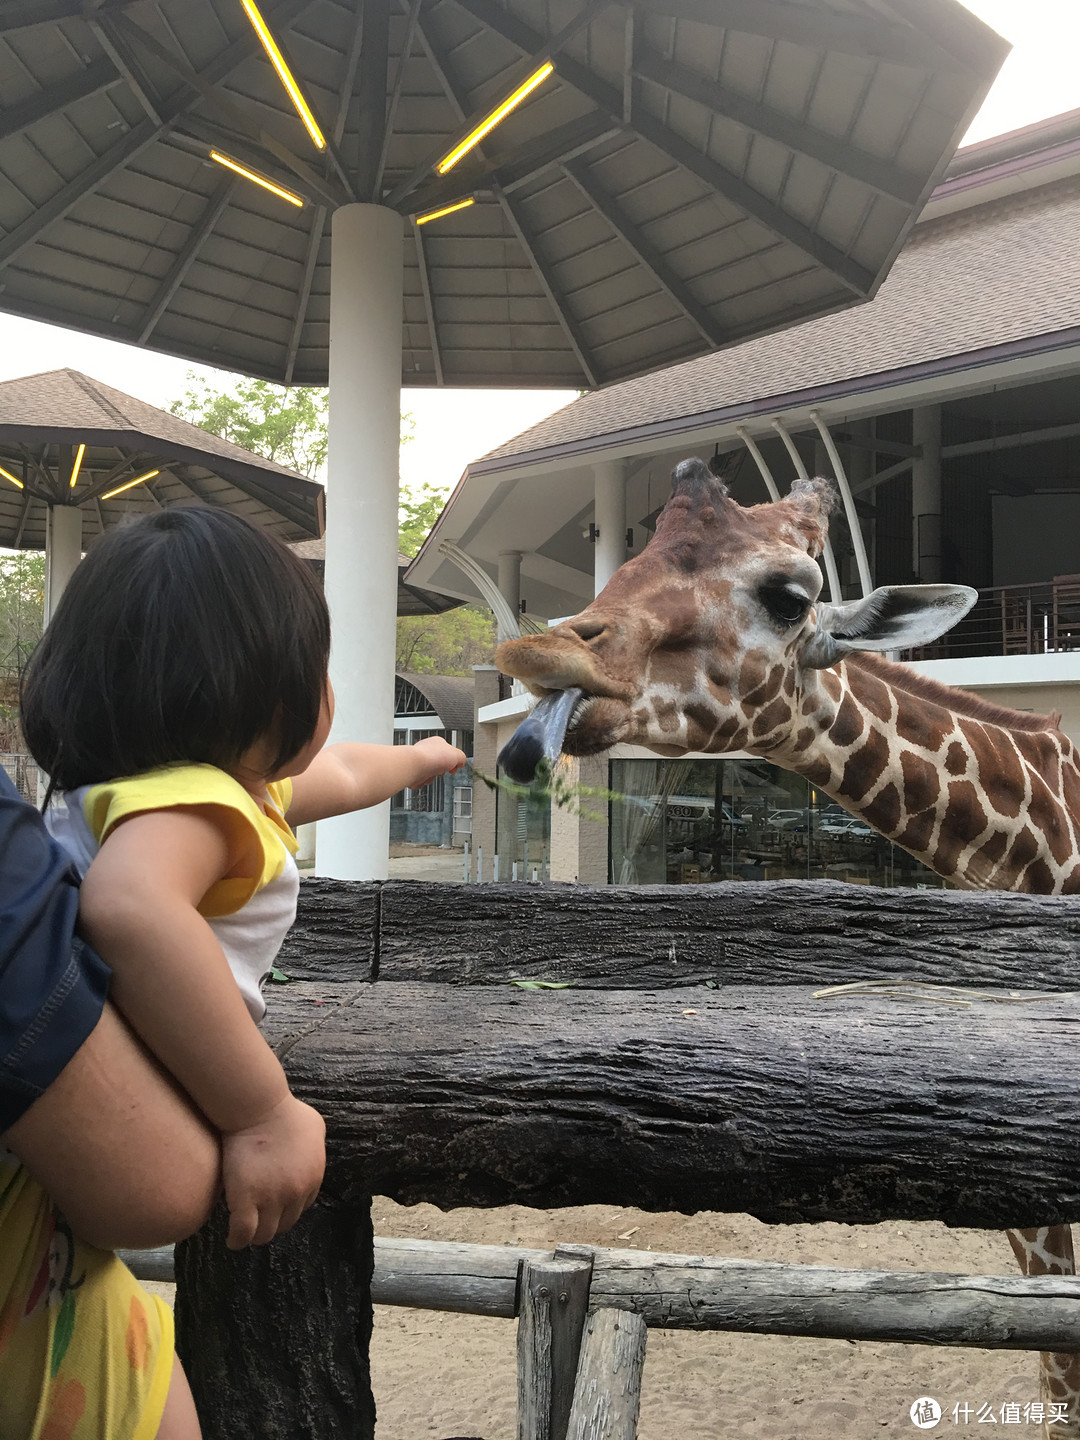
760,583,810,626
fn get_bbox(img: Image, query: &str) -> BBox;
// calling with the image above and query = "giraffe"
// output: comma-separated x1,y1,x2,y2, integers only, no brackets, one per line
495,457,1080,1434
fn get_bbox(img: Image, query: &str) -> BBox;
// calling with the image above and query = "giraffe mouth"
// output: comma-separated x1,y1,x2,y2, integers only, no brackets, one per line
498,688,635,782
497,687,587,784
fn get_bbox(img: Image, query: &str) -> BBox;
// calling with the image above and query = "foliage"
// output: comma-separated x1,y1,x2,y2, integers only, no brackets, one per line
0,551,44,749
170,373,416,480
170,373,331,478
474,758,624,823
396,604,495,676
398,481,446,559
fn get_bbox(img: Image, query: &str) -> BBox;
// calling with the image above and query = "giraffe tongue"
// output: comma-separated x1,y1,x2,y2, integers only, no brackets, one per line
497,687,584,784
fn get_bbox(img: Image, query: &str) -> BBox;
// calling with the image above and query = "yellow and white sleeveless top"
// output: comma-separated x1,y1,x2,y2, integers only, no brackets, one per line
44,764,300,1022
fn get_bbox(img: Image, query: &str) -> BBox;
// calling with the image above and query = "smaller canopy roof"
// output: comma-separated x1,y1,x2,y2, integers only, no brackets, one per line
0,367,323,550
396,671,474,732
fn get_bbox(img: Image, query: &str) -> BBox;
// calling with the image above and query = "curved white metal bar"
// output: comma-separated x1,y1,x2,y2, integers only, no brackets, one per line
810,410,873,599
770,418,842,604
734,424,781,501
438,540,547,640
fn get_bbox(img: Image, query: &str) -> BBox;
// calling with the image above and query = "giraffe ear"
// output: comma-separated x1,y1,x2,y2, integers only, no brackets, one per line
802,584,979,668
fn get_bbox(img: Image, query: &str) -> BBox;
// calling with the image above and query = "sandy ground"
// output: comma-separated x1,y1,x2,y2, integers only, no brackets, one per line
387,844,467,884
366,1201,1040,1440
148,1202,1046,1439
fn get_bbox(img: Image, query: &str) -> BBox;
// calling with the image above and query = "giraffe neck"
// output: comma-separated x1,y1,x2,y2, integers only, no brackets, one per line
772,653,1080,895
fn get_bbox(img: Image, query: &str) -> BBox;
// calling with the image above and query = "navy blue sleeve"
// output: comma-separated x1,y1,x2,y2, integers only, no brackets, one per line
0,770,110,1133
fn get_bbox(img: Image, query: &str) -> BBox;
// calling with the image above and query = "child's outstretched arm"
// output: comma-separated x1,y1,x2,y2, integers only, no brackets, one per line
78,807,325,1249
285,735,467,825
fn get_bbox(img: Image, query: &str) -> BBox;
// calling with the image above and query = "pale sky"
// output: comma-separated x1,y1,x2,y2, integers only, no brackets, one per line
0,0,1075,501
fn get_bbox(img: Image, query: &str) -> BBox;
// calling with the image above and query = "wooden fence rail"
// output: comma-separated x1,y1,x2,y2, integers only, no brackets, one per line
169,877,1080,1440
126,1237,1080,1352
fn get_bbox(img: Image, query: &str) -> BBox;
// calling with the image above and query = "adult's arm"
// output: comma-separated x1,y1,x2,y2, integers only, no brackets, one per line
4,999,220,1251
0,771,219,1249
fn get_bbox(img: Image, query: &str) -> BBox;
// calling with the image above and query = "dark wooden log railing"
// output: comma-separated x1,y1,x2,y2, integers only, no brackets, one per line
175,877,1080,1439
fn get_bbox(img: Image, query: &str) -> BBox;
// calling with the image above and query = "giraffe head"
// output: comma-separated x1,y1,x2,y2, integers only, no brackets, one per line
496,457,977,780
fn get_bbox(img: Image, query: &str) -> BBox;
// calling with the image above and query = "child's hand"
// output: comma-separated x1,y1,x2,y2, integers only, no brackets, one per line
410,736,467,786
220,1092,326,1248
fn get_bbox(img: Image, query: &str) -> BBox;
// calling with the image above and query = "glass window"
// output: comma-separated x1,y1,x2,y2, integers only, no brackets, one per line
609,758,943,889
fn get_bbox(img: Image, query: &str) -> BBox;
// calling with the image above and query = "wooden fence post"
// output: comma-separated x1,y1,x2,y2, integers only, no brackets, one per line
566,1309,648,1440
174,1196,375,1440
517,1253,593,1440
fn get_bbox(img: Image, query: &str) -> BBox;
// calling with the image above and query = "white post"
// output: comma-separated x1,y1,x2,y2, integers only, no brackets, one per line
593,459,626,596
44,504,82,624
912,405,943,583
316,203,404,880
498,550,522,616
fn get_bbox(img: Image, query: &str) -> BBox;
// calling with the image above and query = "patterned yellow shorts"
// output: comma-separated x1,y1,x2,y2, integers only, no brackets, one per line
0,1146,173,1440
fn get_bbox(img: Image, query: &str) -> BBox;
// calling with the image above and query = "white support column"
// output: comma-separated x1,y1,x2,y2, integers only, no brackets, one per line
912,405,943,583
317,203,404,880
594,458,626,596
44,504,82,624
497,550,522,621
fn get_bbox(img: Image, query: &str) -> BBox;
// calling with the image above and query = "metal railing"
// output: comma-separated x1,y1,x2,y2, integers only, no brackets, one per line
904,579,1080,662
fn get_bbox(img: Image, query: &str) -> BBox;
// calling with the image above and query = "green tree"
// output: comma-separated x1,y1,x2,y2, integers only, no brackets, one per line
398,481,447,559
0,551,45,749
396,605,495,676
170,373,331,477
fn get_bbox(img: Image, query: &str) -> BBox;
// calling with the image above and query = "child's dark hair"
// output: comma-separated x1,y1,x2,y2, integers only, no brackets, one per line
22,507,331,791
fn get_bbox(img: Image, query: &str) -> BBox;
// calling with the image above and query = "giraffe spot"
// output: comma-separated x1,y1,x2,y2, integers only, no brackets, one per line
896,809,937,855
738,650,768,699
944,742,967,776
971,828,1009,876
1024,856,1056,893
1027,772,1075,867
831,693,865,748
865,782,901,836
793,726,815,752
711,714,746,748
684,702,720,748
654,699,680,734
802,757,832,787
901,751,941,816
1004,826,1041,885
751,696,792,739
1064,864,1080,894
820,670,842,702
856,668,893,724
976,725,1027,820
782,669,796,696
935,782,988,876
744,663,786,708
840,727,890,802
1063,755,1080,823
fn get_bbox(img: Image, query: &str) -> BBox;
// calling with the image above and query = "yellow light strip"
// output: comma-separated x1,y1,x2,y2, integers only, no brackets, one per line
100,469,160,501
416,196,476,225
0,463,23,490
437,62,554,174
210,150,304,207
68,442,86,489
240,0,326,150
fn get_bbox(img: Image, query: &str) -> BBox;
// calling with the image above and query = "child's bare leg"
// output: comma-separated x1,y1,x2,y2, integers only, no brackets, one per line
156,1359,202,1440
4,1000,220,1249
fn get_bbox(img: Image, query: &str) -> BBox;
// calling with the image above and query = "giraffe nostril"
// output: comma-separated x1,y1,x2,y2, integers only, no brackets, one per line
568,618,609,645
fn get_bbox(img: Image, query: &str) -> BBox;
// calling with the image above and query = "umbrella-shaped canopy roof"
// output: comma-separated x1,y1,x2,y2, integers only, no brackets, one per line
0,367,323,548
0,0,1007,389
